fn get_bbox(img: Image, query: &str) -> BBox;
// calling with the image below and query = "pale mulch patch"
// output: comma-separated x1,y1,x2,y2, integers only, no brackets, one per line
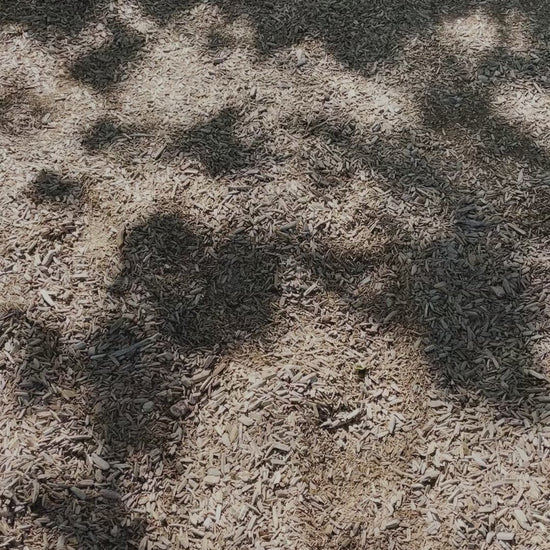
2,1,550,549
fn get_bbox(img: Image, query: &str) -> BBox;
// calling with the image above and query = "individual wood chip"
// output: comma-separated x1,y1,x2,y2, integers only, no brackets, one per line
70,487,87,500
491,286,506,298
192,370,210,383
513,509,531,530
420,468,440,484
204,475,220,486
142,401,154,412
532,513,550,526
31,480,40,503
181,376,193,388
383,519,400,530
271,441,291,453
116,225,126,247
42,249,55,267
496,532,515,541
239,415,254,426
61,389,78,400
295,49,306,67
39,289,55,306
428,400,448,408
101,489,121,500
152,143,166,160
91,454,110,470
170,401,190,418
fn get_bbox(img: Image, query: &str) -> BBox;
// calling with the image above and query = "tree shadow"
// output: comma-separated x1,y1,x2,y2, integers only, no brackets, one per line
81,119,134,151
69,19,145,90
80,117,160,168
1,210,283,547
476,47,550,90
0,0,106,39
206,0,550,74
296,114,455,208
209,0,468,69
81,108,279,178
5,0,550,546
206,28,236,53
27,169,86,206
372,232,546,409
2,0,550,93
75,76,550,418
416,47,550,239
111,212,280,349
420,53,550,167
1,311,147,549
0,86,46,137
167,108,266,177
136,0,199,24
91,211,280,455
258,100,550,414
289,207,550,413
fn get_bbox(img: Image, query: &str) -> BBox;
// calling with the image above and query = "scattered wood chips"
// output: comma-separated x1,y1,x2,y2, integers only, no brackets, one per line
2,0,550,548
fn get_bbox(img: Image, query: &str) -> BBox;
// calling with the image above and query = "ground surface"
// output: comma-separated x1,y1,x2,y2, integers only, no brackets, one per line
2,0,550,548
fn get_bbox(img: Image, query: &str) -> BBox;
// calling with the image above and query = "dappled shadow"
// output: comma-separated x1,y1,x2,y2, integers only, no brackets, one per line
7,209,281,451
167,108,265,177
363,232,546,409
111,212,280,348
0,0,106,39
205,0,550,75
280,108,550,410
73,71,550,414
295,114,456,211
80,117,160,167
27,169,86,205
420,53,550,167
406,232,541,405
213,0,472,69
69,19,145,90
81,118,142,151
81,108,278,176
282,219,550,411
207,28,236,52
22,209,280,452
2,0,548,92
476,47,550,90
1,211,282,547
5,0,550,429
278,211,549,412
137,0,198,23
4,0,550,545
0,311,147,549
0,86,45,137
36,496,146,550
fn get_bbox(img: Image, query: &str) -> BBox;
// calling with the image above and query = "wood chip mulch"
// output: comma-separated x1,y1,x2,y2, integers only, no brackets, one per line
2,1,550,548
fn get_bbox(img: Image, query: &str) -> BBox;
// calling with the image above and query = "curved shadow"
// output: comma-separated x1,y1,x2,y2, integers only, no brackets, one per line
4,0,549,87
111,212,280,347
